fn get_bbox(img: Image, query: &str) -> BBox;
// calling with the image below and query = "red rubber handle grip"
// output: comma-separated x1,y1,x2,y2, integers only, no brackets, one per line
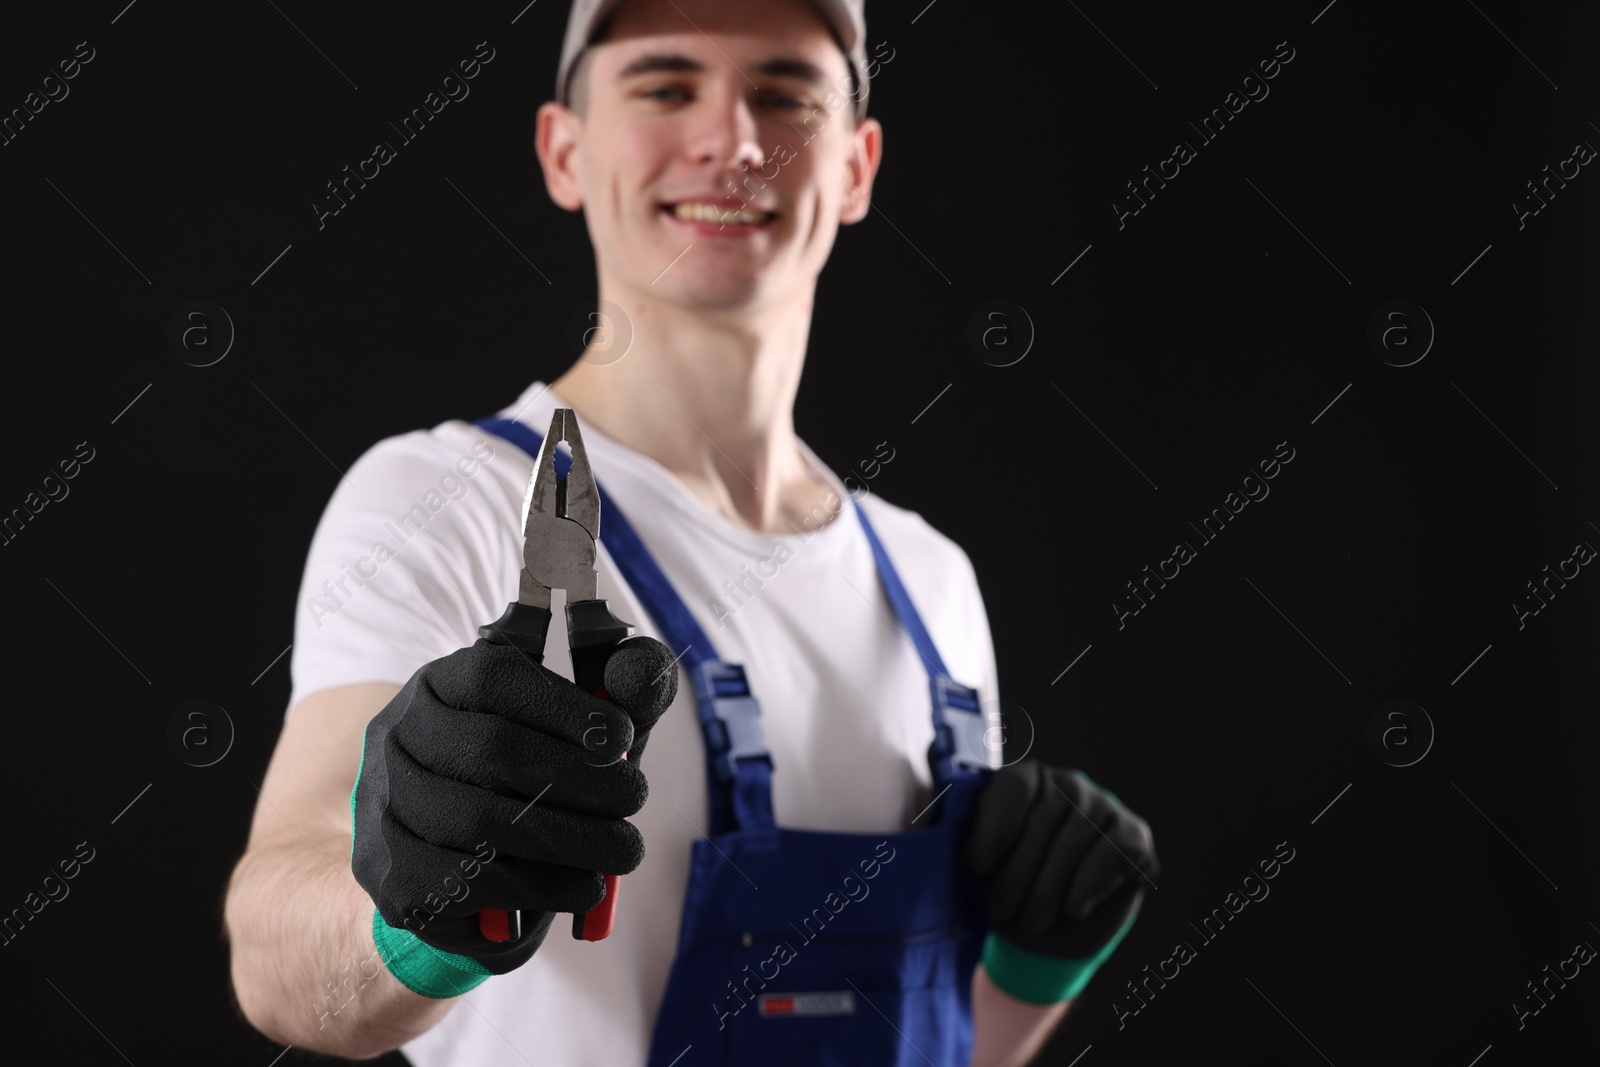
575,871,621,940
479,907,513,941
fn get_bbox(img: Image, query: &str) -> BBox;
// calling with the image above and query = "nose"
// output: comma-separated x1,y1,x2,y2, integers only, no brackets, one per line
683,81,765,176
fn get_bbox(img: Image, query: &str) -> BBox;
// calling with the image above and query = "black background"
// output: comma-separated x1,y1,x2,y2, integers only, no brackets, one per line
3,0,1597,1063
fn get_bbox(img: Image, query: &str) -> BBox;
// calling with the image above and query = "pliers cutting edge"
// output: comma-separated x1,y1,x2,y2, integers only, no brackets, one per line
474,408,638,944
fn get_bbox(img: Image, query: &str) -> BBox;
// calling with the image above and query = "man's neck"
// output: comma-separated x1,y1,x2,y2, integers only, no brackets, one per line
549,286,840,535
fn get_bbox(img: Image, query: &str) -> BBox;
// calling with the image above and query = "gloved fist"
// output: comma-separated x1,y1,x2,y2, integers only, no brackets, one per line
963,761,1158,1002
350,634,678,987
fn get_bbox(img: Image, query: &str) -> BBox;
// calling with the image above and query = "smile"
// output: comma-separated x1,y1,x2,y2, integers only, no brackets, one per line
660,202,775,227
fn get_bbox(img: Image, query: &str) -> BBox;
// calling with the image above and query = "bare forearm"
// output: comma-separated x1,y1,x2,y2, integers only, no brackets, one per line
969,963,1071,1067
224,838,457,1059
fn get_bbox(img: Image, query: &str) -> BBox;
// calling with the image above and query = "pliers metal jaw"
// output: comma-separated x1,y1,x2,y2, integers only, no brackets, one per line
517,407,600,608
475,408,637,945
479,408,634,681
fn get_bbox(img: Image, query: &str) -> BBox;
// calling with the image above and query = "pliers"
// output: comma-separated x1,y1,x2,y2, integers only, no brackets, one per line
474,408,638,944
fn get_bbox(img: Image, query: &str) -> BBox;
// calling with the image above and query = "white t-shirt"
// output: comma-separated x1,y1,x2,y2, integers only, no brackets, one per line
287,379,1000,1066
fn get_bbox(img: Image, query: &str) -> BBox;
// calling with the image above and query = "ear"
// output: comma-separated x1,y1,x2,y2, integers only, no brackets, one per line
536,100,585,212
838,117,883,225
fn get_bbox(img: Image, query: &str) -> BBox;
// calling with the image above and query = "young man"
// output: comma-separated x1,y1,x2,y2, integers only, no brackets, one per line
223,0,1158,1064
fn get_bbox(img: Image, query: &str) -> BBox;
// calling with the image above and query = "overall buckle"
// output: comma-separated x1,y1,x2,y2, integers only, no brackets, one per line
696,660,770,781
931,674,990,774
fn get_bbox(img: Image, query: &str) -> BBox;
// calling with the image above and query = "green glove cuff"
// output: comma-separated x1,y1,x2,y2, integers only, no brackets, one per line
981,910,1138,1005
371,908,492,999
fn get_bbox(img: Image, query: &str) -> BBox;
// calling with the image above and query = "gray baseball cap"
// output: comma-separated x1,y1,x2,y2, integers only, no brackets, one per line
555,0,870,121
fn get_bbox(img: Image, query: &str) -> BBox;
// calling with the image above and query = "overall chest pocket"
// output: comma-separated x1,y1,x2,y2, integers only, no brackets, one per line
721,926,976,1067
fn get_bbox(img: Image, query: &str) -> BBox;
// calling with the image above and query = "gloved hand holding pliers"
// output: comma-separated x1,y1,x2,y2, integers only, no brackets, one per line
349,410,679,998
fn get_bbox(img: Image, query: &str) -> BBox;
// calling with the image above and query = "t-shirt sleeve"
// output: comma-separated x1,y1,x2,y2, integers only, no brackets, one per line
285,427,516,716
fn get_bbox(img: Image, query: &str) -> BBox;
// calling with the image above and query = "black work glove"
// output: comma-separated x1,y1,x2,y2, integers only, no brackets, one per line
963,760,1159,1003
350,634,677,992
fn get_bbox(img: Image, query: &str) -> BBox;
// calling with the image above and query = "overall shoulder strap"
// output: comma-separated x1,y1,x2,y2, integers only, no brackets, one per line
851,499,992,822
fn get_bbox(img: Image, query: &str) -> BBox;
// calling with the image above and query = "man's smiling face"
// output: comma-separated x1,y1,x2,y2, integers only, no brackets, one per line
538,0,883,311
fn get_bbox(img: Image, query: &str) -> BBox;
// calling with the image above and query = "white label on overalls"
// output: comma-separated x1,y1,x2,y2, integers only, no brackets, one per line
757,991,856,1018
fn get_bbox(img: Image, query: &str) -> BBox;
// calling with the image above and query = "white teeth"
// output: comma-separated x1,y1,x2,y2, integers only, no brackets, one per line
671,202,770,224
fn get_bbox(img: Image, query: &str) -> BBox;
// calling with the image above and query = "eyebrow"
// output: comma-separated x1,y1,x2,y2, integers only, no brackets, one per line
614,52,829,89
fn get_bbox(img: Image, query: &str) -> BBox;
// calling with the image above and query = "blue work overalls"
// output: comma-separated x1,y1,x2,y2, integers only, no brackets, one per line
477,416,995,1067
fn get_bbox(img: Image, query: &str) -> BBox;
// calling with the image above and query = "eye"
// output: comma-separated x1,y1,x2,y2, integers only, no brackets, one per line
640,85,689,103
762,93,806,110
